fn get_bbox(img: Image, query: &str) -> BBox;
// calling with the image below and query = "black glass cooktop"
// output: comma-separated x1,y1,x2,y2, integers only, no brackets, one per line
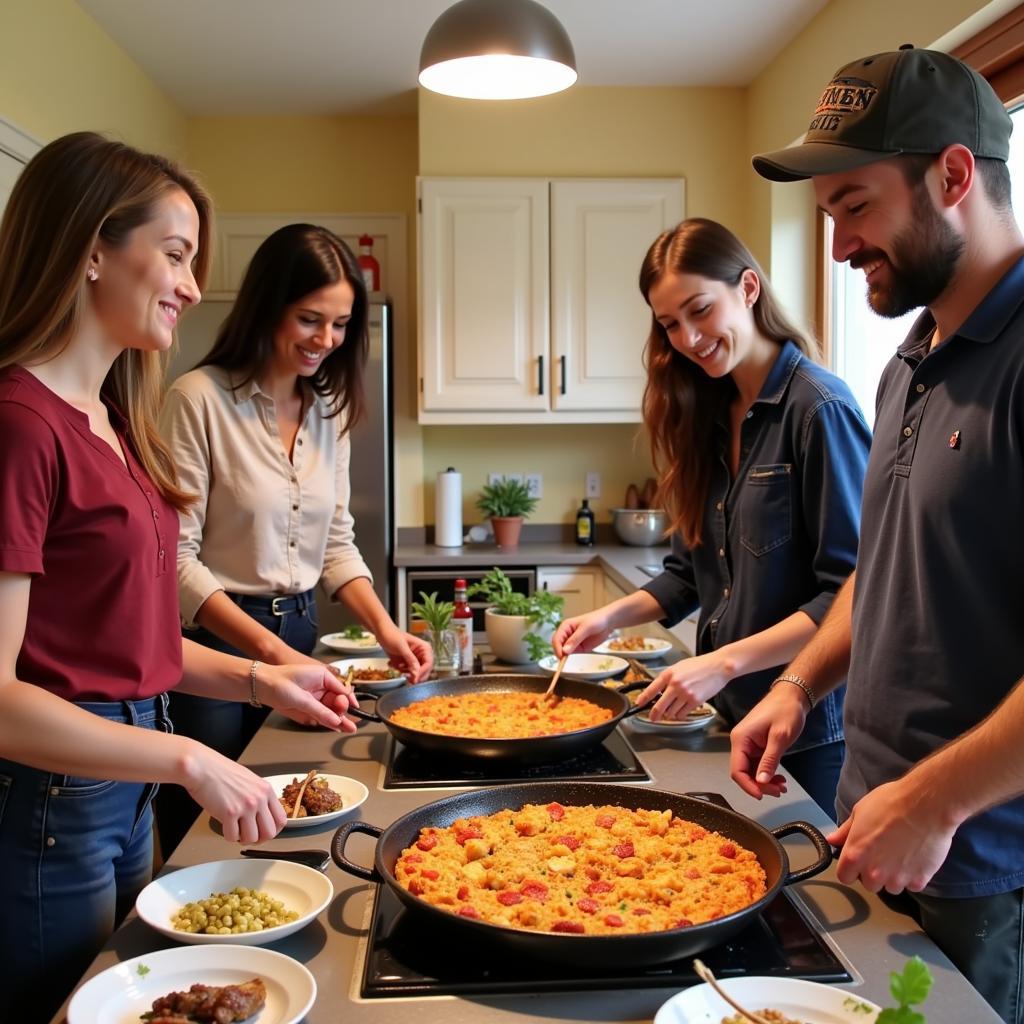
381,729,651,790
360,847,851,998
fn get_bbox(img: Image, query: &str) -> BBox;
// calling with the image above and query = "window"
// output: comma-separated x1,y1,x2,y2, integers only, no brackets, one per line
822,5,1024,424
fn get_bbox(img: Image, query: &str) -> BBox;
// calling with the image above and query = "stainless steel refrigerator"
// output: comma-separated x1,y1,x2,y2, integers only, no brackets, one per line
170,300,393,633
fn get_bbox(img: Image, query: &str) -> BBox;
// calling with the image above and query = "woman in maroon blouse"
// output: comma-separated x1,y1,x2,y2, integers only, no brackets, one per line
0,132,359,1023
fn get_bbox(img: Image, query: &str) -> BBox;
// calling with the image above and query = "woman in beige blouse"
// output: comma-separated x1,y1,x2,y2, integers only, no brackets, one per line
156,224,431,854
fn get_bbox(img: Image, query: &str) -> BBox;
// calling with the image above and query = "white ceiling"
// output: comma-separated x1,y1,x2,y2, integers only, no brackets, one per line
77,0,830,117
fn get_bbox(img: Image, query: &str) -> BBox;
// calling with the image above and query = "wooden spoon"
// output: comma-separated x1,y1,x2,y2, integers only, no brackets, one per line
692,959,774,1024
543,653,569,702
289,769,319,819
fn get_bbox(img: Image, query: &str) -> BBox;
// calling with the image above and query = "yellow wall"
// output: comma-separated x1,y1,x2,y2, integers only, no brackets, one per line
745,0,1012,325
417,85,745,526
0,0,185,155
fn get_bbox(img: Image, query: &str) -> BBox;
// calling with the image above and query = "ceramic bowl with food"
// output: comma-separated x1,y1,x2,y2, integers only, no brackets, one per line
628,703,718,733
263,772,369,828
319,630,383,655
329,657,407,691
537,653,628,681
593,635,673,661
135,859,333,946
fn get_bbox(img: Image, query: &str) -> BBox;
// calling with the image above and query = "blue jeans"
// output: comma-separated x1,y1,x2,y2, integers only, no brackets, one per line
0,694,171,1024
780,739,845,821
154,591,319,858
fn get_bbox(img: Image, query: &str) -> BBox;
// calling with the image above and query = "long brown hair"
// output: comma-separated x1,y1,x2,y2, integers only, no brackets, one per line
197,224,367,429
639,218,817,547
0,131,212,512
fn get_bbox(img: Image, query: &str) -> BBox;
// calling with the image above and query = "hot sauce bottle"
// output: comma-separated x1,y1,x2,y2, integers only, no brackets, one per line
453,578,474,675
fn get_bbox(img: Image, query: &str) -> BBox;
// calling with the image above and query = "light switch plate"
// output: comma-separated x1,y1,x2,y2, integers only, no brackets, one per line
585,471,601,499
525,473,542,498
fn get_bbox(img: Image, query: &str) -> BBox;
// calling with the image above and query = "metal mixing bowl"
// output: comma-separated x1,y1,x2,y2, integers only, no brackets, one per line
610,508,668,546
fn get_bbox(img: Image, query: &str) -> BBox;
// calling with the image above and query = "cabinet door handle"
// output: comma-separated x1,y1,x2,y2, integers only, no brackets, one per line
538,355,545,396
559,355,567,395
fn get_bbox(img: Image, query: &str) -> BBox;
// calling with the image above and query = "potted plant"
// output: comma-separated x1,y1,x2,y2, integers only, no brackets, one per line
468,567,564,664
410,591,459,677
475,477,538,549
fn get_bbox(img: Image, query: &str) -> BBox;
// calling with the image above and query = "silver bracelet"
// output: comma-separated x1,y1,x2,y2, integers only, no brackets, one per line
248,660,263,708
771,673,816,710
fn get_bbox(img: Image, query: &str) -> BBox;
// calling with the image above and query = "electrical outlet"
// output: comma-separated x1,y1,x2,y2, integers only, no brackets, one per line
525,473,542,498
487,472,504,485
585,471,601,499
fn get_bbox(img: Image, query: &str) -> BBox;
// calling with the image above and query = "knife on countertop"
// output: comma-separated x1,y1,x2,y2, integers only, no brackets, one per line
241,848,330,872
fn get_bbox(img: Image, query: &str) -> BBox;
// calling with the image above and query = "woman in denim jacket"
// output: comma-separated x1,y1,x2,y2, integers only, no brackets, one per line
553,218,870,815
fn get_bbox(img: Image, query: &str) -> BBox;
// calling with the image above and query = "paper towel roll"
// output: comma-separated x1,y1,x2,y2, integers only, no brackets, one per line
434,467,463,547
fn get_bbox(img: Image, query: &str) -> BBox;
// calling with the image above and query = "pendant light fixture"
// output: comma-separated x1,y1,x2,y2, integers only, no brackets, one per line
419,0,577,100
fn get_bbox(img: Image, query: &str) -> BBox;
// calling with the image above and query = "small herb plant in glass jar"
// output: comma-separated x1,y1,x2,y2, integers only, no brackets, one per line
411,591,459,677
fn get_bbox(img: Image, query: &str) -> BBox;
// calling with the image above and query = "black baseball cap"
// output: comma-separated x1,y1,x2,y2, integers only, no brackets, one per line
753,45,1012,182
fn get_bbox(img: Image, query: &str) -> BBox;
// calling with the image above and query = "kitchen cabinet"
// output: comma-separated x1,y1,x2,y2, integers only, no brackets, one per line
536,565,599,619
418,177,684,424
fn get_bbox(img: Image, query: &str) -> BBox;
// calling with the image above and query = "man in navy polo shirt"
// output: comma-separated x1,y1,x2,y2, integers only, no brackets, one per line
730,45,1024,1022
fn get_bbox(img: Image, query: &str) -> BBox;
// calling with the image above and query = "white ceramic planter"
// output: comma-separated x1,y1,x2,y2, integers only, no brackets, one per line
484,607,554,664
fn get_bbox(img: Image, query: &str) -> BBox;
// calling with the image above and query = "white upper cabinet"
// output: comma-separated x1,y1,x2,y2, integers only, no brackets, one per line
418,177,684,425
419,179,550,415
550,180,684,412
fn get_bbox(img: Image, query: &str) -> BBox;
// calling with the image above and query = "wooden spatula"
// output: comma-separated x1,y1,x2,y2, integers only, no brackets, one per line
542,653,569,702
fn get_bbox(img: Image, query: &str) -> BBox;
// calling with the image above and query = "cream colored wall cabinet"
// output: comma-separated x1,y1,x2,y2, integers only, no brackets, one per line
536,566,600,621
419,177,684,424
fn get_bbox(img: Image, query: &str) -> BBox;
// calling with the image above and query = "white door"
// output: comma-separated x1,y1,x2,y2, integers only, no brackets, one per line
420,178,549,413
550,180,684,412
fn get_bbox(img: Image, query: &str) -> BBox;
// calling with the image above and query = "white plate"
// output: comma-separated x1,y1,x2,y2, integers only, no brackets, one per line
628,703,718,733
320,630,383,654
68,944,316,1024
593,636,673,661
329,657,407,691
654,976,880,1023
135,859,333,945
537,653,629,681
264,773,369,828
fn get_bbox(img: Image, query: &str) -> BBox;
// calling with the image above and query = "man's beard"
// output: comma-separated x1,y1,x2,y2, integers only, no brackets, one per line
855,184,966,319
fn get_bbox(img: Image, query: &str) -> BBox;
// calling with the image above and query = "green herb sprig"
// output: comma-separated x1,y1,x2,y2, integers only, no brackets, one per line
411,591,454,637
877,956,933,1024
341,623,365,640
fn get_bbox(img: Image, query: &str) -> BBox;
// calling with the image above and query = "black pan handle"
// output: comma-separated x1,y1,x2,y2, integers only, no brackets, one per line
331,820,384,882
346,689,383,723
615,680,655,719
772,820,834,885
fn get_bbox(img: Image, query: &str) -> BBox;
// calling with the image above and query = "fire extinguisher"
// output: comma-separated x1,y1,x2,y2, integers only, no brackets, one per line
358,234,380,293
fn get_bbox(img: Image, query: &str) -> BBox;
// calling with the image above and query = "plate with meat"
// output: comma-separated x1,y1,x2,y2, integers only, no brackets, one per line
593,635,673,661
67,943,316,1024
264,771,369,829
329,657,407,691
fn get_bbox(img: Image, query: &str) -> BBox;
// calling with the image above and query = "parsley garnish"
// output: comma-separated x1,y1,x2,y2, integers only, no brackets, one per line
877,956,933,1024
136,963,151,977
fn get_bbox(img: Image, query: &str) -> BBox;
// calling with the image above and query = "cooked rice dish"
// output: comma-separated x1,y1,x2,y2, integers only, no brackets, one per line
389,692,612,738
395,802,767,935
